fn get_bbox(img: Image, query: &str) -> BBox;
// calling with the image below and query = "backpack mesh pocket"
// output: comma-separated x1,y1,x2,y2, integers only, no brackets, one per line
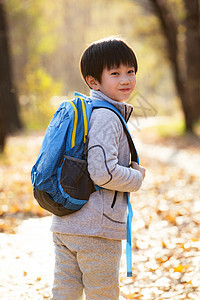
60,156,95,200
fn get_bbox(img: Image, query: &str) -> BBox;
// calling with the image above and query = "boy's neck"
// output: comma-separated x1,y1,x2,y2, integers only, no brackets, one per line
90,89,126,104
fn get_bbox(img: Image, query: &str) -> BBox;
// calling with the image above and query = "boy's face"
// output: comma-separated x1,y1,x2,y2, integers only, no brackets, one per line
87,64,136,102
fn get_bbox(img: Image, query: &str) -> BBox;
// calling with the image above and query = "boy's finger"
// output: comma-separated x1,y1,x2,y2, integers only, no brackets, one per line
130,161,138,167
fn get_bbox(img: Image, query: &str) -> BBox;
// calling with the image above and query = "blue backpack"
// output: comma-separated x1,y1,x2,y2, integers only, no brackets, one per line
31,92,139,277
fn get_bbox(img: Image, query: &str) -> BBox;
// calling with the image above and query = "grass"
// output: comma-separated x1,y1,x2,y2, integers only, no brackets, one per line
156,117,185,138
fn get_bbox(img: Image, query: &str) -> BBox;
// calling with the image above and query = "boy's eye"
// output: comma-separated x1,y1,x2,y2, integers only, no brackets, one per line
111,72,119,75
128,70,135,74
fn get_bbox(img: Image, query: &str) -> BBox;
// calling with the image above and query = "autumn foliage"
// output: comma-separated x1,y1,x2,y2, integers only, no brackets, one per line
0,133,49,234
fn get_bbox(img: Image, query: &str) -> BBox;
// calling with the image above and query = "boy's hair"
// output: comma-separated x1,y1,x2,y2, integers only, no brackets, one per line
80,37,138,84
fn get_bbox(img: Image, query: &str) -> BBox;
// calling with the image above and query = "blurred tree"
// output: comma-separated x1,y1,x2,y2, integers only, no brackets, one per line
137,0,200,132
0,1,21,152
5,0,184,130
6,0,63,129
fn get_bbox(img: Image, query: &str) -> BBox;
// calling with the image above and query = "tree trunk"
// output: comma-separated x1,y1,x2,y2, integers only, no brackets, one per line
0,1,21,151
183,0,200,131
149,0,200,132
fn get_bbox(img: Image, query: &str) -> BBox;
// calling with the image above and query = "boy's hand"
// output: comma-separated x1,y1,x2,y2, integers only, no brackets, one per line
130,161,146,180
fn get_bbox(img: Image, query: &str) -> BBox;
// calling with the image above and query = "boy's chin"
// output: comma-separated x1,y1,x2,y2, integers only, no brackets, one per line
116,96,130,102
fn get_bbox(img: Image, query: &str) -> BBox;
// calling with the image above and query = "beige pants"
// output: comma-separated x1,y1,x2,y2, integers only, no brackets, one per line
51,233,122,300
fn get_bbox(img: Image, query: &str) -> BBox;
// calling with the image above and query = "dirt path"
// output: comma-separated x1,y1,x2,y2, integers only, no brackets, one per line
0,217,54,299
0,128,200,299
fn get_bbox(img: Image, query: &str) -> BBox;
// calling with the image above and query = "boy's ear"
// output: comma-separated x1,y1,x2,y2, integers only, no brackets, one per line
86,75,100,90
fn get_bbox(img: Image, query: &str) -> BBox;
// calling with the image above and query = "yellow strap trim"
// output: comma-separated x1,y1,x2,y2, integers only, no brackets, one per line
80,97,88,143
69,101,78,148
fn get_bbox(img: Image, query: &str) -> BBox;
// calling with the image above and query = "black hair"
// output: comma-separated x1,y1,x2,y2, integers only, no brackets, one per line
80,37,138,84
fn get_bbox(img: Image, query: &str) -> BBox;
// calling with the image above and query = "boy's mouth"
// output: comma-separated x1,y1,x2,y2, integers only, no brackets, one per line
119,88,131,92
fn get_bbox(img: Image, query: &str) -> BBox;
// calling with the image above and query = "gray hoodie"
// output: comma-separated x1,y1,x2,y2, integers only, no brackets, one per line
50,90,143,240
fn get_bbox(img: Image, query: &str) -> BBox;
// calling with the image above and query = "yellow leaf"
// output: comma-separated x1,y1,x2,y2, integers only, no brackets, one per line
174,265,184,272
191,238,198,242
127,294,142,299
36,277,41,281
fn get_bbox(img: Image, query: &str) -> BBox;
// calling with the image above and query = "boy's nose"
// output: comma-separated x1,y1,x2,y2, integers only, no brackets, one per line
120,75,129,84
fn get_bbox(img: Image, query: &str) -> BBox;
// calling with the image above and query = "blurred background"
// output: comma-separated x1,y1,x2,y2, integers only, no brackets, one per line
0,0,199,148
0,1,200,298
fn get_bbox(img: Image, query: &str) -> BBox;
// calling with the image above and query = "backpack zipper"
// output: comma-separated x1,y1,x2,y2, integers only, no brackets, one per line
126,106,133,122
125,105,127,122
111,191,118,208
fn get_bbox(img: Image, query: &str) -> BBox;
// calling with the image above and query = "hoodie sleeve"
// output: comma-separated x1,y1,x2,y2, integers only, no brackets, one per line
87,108,143,192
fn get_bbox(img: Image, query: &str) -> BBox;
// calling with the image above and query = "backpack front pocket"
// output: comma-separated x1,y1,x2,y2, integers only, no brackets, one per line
60,156,95,200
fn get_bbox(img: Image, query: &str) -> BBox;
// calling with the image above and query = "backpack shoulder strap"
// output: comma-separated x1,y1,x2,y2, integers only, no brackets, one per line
92,100,139,164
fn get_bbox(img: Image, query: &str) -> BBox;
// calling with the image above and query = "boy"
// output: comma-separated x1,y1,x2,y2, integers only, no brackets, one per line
51,37,146,300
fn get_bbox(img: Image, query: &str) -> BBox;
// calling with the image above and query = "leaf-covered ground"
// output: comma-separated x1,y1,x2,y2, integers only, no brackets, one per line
0,128,200,299
0,133,49,234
